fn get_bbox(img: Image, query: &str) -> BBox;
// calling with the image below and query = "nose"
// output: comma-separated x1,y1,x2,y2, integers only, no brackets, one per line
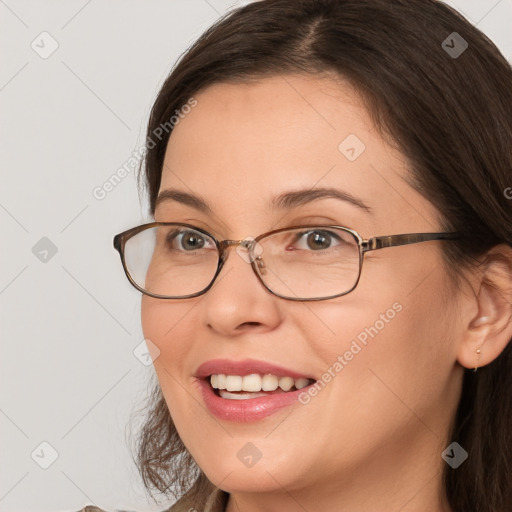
199,242,282,336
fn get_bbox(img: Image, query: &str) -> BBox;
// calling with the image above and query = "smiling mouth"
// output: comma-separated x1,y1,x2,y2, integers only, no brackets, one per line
206,373,317,399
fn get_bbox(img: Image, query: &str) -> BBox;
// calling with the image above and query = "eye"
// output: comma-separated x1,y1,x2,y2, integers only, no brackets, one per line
292,229,344,251
166,229,215,251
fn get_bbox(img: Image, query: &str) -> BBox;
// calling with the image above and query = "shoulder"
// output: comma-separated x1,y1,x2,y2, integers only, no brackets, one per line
74,507,138,512
75,507,109,512
74,487,229,512
167,487,229,512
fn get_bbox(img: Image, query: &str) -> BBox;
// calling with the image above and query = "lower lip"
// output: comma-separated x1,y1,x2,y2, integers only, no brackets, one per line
197,378,314,422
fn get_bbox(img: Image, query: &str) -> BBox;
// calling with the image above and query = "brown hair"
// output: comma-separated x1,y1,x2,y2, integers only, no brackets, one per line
131,1,512,510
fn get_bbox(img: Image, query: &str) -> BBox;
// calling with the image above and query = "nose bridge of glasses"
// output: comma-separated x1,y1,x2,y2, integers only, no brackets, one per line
217,238,264,271
218,238,255,252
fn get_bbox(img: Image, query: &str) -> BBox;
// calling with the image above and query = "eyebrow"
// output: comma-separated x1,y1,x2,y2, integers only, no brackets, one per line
155,187,373,215
155,189,212,213
272,188,373,214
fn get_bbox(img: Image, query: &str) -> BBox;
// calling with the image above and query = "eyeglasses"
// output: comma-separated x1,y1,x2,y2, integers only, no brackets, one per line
113,222,462,301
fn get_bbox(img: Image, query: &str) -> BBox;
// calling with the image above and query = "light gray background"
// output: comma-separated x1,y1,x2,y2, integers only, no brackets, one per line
1,1,511,511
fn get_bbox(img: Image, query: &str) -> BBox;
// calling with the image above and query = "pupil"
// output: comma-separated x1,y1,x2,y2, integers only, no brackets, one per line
308,231,330,250
183,232,204,250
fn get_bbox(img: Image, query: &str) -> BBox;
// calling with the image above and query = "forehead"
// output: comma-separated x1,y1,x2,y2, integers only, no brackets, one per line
158,74,440,234
165,74,375,172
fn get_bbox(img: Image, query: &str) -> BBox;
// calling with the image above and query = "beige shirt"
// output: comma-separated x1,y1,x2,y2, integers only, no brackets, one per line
76,487,229,512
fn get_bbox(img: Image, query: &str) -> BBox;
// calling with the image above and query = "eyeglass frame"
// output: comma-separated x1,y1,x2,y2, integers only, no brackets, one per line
113,222,462,302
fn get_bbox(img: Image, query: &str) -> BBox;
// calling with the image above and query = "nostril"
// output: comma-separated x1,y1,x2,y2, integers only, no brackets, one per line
241,322,261,327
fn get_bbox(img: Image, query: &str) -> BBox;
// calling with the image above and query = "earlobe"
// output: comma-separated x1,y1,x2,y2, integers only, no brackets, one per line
457,245,512,371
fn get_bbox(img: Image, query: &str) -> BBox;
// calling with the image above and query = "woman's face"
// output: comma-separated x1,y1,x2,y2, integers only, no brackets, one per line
141,74,463,500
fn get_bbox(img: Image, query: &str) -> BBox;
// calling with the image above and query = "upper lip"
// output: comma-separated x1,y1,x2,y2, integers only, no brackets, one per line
195,358,317,380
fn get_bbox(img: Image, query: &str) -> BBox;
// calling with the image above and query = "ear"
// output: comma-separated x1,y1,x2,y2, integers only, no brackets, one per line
457,244,512,370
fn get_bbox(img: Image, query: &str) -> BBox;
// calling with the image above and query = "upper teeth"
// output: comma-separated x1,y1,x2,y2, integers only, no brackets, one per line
210,374,312,392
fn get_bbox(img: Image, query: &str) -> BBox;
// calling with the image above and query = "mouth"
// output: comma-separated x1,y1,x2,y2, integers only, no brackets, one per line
196,372,318,422
206,373,317,400
194,359,319,421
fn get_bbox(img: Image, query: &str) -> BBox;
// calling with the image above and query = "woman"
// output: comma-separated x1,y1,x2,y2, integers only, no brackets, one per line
88,0,512,511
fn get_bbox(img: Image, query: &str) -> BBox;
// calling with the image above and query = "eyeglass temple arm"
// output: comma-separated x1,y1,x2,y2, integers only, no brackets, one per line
362,232,461,252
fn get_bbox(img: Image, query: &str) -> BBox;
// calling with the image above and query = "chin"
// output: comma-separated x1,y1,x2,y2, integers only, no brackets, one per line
205,465,297,494
196,447,311,494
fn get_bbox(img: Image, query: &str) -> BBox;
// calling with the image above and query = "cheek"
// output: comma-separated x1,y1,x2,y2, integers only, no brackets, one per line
140,297,196,399
303,258,454,424
141,296,218,469
141,296,194,354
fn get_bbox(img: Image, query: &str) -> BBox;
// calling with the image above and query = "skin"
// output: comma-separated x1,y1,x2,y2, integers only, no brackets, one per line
141,74,512,512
